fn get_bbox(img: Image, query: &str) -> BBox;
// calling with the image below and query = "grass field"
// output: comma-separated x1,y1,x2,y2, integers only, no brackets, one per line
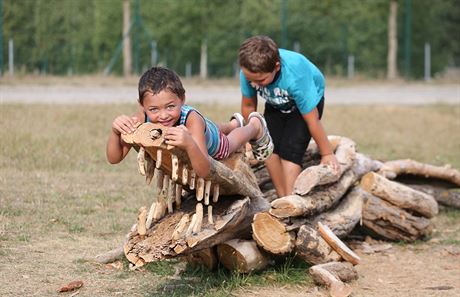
0,103,459,296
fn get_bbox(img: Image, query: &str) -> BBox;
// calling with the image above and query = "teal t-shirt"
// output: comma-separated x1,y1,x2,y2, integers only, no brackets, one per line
240,49,325,115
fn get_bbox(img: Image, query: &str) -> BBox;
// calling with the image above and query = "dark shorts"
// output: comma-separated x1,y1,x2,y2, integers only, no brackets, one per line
264,97,324,166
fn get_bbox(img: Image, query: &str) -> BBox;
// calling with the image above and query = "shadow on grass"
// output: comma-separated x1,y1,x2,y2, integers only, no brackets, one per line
143,254,313,297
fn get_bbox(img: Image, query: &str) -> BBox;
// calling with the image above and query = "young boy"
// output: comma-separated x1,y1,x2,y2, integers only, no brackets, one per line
239,35,339,197
106,66,273,178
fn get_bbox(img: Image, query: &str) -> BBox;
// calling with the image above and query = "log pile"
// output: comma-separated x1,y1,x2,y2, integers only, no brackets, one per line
97,123,460,293
118,123,269,269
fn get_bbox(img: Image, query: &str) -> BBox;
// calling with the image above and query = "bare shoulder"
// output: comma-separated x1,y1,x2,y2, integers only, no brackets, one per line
185,109,206,130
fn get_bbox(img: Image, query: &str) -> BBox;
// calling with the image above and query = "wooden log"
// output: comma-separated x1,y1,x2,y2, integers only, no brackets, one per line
309,262,356,297
311,186,368,238
185,247,218,270
379,159,460,186
362,194,433,241
252,212,295,254
293,164,342,196
309,261,358,283
293,137,356,195
352,153,383,179
361,172,438,218
406,184,460,209
317,222,360,265
217,239,269,273
270,169,357,218
269,153,381,219
294,225,342,265
122,123,263,198
124,195,270,263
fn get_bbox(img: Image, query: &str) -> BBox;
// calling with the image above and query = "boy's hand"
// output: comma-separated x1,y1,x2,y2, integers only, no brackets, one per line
112,115,140,135
321,154,340,174
164,125,193,149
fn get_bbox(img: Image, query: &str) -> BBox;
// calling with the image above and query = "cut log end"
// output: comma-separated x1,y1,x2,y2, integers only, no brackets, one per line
217,239,269,273
252,212,295,254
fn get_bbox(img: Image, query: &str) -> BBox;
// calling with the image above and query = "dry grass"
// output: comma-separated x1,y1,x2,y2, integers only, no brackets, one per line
0,103,459,296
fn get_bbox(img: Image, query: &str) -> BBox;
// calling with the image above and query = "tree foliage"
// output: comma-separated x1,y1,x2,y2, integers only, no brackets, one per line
1,0,459,78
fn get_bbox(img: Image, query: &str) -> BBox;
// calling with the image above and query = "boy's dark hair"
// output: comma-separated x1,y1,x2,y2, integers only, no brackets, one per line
138,66,185,104
239,35,280,73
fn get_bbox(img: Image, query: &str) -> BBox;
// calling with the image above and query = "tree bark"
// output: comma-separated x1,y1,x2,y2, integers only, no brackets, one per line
124,195,270,265
406,184,460,209
362,194,433,241
293,137,356,195
270,169,357,218
361,172,438,218
311,186,368,238
379,159,460,186
295,225,342,265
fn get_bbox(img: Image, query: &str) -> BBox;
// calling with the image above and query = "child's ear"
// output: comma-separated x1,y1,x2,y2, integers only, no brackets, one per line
275,61,281,71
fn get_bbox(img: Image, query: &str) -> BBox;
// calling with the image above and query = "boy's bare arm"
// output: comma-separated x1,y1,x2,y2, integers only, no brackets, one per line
241,95,257,121
164,112,211,177
302,109,340,171
106,112,142,164
106,130,132,164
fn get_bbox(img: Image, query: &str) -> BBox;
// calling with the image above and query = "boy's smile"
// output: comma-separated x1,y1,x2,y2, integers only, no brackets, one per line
142,90,183,127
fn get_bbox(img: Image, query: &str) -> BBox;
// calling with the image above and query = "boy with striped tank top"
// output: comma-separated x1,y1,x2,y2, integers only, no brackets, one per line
106,66,273,178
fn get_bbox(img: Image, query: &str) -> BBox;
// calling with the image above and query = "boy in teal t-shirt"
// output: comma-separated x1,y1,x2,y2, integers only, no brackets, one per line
239,35,339,197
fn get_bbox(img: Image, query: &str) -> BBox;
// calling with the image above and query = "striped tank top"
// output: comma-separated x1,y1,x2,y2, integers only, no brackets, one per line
145,105,221,157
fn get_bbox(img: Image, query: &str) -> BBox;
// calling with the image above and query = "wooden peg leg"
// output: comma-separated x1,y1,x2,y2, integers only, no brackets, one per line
137,148,146,176
171,154,179,181
204,181,212,205
175,184,183,209
167,178,175,213
192,203,203,234
212,184,220,203
182,166,189,186
208,205,214,225
156,149,162,169
189,170,196,190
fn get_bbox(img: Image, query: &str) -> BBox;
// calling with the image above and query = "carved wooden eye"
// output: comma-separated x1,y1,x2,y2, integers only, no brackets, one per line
149,128,162,139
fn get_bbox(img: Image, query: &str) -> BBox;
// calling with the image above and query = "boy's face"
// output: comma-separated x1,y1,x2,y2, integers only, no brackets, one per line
241,62,280,88
141,90,183,127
